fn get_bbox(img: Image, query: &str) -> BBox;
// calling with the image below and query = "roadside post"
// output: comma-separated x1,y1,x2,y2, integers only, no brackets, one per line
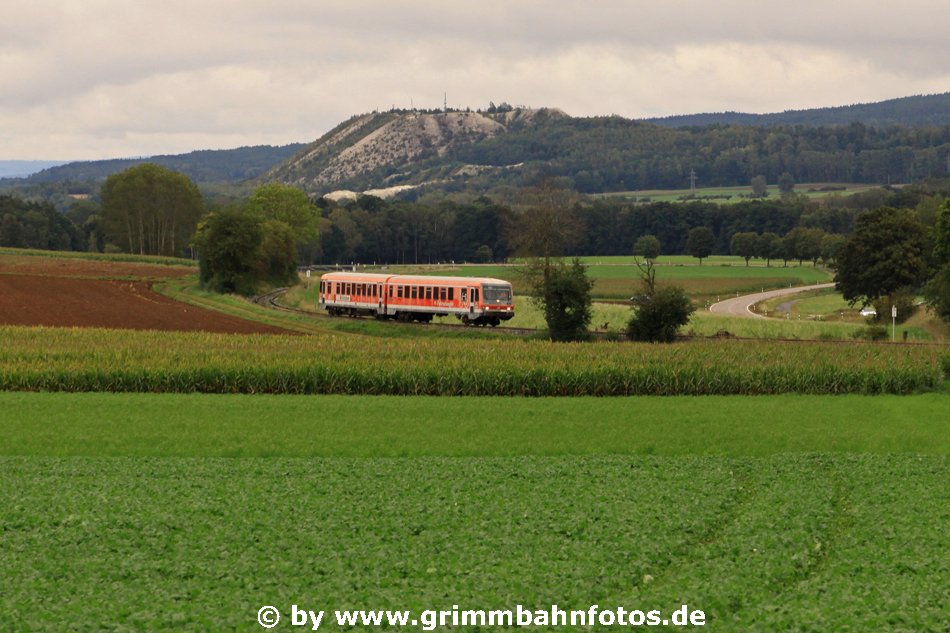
892,305,897,342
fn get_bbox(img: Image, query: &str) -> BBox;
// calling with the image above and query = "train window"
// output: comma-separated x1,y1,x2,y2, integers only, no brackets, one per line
425,287,432,300
439,287,447,301
389,286,394,297
397,286,403,298
461,288,467,302
411,287,418,299
448,288,454,301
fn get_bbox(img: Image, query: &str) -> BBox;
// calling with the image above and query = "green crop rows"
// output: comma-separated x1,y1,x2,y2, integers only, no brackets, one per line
1,326,944,395
2,455,946,631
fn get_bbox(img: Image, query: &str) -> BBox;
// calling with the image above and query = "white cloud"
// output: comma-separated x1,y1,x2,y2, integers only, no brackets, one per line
1,0,948,159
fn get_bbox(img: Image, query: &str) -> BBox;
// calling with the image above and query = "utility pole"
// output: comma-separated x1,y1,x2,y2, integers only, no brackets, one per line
689,169,698,192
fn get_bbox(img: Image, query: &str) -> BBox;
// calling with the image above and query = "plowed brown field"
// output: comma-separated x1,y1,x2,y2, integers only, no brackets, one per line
0,255,194,279
0,255,290,334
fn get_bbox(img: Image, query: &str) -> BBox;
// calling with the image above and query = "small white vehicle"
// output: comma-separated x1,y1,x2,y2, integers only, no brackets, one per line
859,307,877,317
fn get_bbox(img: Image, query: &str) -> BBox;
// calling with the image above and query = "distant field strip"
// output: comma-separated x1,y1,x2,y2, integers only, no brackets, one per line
1,455,945,630
1,326,944,395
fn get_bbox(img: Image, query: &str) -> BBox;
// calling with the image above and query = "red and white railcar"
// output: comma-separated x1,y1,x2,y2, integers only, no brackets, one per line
319,272,515,326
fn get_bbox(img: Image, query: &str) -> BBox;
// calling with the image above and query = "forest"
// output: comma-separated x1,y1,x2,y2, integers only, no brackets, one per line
443,119,950,193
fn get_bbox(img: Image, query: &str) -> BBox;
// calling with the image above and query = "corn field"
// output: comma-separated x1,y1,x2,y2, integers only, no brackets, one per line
0,326,943,396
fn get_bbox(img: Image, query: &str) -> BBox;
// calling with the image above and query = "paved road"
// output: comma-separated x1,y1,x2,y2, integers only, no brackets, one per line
708,283,837,319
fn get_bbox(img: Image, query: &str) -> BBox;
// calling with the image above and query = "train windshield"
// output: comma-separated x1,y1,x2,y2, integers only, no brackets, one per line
482,284,512,304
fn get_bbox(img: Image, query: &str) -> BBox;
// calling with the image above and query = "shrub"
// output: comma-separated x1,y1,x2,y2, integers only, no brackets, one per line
627,260,695,343
852,326,888,341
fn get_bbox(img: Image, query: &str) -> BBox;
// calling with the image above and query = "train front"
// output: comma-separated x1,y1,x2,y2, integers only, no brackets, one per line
480,281,515,322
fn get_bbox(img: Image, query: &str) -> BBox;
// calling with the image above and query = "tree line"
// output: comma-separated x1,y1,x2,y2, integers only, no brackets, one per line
313,182,948,266
3,170,948,269
0,195,82,251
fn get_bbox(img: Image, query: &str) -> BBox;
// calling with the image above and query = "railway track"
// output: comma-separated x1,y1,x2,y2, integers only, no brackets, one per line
250,288,946,346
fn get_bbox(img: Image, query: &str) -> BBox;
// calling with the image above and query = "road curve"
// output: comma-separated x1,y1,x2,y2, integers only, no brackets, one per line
708,282,837,318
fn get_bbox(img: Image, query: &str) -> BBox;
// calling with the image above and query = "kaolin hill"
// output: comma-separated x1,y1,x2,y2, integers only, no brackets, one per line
267,108,566,193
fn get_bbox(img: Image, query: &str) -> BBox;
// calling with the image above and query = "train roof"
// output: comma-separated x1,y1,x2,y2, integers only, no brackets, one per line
390,275,512,286
320,271,512,286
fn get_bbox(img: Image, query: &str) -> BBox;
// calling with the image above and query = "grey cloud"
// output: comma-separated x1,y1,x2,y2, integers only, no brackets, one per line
2,0,948,159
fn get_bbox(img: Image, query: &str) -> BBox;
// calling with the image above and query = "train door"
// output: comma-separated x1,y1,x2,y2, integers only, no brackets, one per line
377,282,384,315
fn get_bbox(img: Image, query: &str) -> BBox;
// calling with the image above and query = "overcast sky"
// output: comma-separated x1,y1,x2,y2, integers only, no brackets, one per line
2,0,948,160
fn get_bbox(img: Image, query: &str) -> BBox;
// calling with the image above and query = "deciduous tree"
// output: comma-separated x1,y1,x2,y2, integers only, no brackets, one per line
633,234,661,261
100,163,203,256
835,207,930,308
193,208,263,295
730,231,758,266
686,226,715,265
246,183,318,243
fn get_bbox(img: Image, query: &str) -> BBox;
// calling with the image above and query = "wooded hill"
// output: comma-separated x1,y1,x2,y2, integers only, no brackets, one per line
3,144,305,187
3,93,949,199
271,94,950,196
645,92,950,128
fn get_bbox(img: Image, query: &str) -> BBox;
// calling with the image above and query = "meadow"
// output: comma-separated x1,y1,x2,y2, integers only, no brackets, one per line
381,261,831,301
602,182,883,204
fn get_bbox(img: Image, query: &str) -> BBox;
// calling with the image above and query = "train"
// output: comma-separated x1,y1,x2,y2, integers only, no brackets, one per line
319,271,515,326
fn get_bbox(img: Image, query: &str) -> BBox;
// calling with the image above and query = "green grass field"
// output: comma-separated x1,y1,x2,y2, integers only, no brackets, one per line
2,392,948,457
327,261,831,303
602,182,884,204
1,392,947,630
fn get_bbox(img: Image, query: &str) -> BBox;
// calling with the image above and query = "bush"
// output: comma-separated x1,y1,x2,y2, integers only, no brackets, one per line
627,261,695,343
871,290,917,325
852,326,888,341
627,286,695,342
535,259,594,342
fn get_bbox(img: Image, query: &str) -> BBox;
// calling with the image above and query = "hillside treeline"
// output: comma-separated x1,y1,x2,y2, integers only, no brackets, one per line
646,92,950,128
446,119,950,193
5,144,305,187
